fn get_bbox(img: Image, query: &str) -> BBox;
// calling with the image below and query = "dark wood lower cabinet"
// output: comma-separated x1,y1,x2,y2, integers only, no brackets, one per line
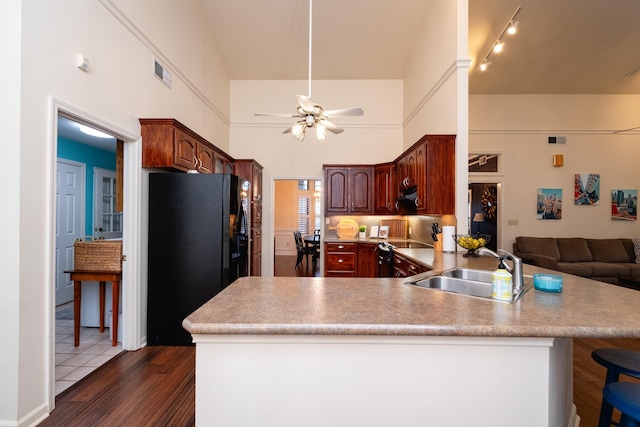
324,242,357,277
393,253,428,278
356,243,378,277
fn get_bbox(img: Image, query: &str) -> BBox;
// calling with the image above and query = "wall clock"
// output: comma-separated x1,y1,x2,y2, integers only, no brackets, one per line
481,186,497,219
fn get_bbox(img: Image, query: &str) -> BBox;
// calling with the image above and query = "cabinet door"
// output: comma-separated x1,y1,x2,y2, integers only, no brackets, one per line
414,142,427,211
251,228,262,276
374,164,395,214
197,143,214,173
173,129,198,171
349,167,374,214
356,244,378,277
325,168,349,213
252,164,263,202
424,136,456,214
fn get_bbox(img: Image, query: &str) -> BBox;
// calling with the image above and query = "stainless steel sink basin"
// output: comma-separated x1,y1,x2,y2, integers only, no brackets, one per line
411,275,493,298
440,268,494,283
404,268,531,304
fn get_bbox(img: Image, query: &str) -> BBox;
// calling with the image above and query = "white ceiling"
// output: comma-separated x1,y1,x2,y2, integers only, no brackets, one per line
200,0,640,94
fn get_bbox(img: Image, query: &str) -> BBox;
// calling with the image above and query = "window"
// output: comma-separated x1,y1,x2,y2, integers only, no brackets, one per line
297,179,322,235
298,197,310,234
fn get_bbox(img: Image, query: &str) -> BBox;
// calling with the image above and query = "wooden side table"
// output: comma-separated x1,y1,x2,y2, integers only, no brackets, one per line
64,270,122,346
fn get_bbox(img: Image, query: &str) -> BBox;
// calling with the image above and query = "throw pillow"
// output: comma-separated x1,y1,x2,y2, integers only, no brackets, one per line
634,238,640,263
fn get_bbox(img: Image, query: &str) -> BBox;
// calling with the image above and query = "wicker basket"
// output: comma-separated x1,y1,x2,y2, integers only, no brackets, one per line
74,239,123,271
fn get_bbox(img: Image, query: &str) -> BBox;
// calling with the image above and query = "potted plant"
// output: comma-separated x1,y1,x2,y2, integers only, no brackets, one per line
359,225,366,239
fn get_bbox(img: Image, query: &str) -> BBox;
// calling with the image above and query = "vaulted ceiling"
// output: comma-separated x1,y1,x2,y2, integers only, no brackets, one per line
199,0,640,94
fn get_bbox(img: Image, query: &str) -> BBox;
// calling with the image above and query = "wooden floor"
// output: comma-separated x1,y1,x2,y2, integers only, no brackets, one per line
40,256,640,427
274,254,320,277
40,337,640,426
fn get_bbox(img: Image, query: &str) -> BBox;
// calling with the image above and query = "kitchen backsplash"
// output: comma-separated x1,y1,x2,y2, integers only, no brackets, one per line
324,214,457,244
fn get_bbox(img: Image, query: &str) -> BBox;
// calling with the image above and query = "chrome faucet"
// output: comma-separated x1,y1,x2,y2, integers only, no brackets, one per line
477,247,525,295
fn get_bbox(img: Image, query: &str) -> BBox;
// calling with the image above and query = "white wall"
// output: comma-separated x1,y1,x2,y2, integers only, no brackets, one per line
0,0,22,422
470,94,640,249
230,79,404,275
402,0,469,233
2,0,229,424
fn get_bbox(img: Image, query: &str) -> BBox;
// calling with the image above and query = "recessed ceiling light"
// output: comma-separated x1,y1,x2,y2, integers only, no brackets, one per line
79,124,112,139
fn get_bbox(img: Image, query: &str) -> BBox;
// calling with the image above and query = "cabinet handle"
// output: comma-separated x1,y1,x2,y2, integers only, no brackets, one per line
338,259,343,263
193,156,198,169
415,197,419,206
338,245,344,249
395,201,399,211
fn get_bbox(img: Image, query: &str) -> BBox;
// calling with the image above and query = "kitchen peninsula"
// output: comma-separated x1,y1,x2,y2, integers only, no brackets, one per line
183,248,640,427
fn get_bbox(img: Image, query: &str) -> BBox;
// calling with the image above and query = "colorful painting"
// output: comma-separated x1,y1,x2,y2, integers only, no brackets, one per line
574,173,600,205
537,188,562,220
611,189,637,221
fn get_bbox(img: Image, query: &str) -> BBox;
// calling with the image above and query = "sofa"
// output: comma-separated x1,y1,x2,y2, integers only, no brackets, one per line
512,237,640,287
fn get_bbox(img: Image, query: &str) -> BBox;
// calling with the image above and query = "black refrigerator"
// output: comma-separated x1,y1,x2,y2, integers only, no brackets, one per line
147,173,248,345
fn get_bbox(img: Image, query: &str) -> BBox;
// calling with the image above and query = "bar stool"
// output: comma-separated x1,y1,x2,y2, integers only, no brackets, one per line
602,382,640,427
592,349,640,427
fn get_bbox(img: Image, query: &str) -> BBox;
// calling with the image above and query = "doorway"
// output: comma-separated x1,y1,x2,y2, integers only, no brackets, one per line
49,99,142,409
273,178,322,277
469,183,498,252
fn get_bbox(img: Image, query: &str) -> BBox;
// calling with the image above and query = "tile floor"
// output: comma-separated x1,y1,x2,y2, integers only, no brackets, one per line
55,304,122,395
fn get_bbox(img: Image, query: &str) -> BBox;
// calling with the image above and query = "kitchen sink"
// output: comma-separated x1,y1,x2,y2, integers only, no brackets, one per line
404,268,531,304
440,268,494,283
411,275,493,298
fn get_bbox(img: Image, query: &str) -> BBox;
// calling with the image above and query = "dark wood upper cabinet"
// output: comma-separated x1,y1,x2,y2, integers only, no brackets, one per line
140,118,232,174
324,166,374,214
374,163,396,214
325,135,455,216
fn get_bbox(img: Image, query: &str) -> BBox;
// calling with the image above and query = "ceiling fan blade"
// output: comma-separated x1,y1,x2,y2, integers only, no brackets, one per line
320,119,344,134
255,113,299,118
323,107,364,117
297,95,315,113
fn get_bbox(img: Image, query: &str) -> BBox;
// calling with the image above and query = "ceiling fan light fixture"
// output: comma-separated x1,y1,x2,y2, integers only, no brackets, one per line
305,115,315,127
316,123,327,141
292,122,306,142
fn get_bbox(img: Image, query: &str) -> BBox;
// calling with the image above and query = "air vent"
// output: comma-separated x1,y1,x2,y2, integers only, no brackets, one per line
153,58,172,88
548,136,566,145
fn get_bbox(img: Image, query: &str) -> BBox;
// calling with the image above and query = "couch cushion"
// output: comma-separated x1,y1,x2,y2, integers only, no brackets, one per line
587,239,631,263
588,262,631,277
515,237,561,261
633,238,640,263
556,262,592,277
628,263,640,279
557,238,593,262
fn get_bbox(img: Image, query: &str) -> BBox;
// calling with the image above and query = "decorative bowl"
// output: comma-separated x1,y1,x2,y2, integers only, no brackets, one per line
453,234,491,257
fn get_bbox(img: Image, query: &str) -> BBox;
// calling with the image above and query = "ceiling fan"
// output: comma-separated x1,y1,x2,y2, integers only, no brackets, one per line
254,0,364,142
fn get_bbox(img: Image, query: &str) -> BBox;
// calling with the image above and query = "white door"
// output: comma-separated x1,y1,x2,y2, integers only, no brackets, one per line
94,168,123,240
55,159,85,306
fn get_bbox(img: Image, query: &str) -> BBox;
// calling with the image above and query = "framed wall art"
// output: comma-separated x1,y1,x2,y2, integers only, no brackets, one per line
537,188,562,220
611,189,637,221
574,173,600,205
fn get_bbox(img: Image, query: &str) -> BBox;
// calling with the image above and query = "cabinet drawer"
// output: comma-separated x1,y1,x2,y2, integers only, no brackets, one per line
325,242,356,253
326,253,356,271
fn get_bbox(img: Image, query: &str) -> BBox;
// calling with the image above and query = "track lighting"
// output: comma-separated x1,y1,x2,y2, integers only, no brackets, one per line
477,7,522,72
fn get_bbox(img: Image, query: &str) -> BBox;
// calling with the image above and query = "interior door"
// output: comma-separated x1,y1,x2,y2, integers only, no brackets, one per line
56,159,85,305
94,167,123,240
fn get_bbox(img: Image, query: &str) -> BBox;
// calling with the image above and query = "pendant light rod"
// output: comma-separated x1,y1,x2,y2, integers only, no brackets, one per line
307,0,313,98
